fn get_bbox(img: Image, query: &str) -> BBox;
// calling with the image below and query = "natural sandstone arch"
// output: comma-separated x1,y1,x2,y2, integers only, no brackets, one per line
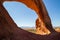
0,0,60,40
2,0,55,35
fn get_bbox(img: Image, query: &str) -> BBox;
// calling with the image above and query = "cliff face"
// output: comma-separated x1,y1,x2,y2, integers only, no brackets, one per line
0,0,60,40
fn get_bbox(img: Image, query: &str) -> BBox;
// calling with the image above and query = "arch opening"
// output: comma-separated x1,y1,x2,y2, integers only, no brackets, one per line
3,2,38,33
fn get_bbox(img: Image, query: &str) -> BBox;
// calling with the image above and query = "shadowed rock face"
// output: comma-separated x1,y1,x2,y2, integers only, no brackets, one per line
0,0,60,40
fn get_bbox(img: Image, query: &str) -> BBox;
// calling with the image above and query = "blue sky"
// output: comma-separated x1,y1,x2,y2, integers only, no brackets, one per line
3,0,60,27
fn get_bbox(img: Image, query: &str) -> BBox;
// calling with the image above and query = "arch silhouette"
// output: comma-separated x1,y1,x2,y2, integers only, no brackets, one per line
0,0,60,40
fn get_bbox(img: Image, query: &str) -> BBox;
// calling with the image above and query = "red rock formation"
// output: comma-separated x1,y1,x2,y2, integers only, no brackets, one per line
36,18,50,35
0,0,60,40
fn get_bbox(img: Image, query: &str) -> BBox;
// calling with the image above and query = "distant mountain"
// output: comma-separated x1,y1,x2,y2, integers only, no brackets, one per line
20,26,36,29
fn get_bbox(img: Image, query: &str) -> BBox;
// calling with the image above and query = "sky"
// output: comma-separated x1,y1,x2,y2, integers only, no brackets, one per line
3,0,60,27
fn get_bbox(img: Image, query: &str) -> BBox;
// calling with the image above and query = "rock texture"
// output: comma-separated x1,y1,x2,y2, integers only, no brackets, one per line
36,18,51,35
0,0,60,40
